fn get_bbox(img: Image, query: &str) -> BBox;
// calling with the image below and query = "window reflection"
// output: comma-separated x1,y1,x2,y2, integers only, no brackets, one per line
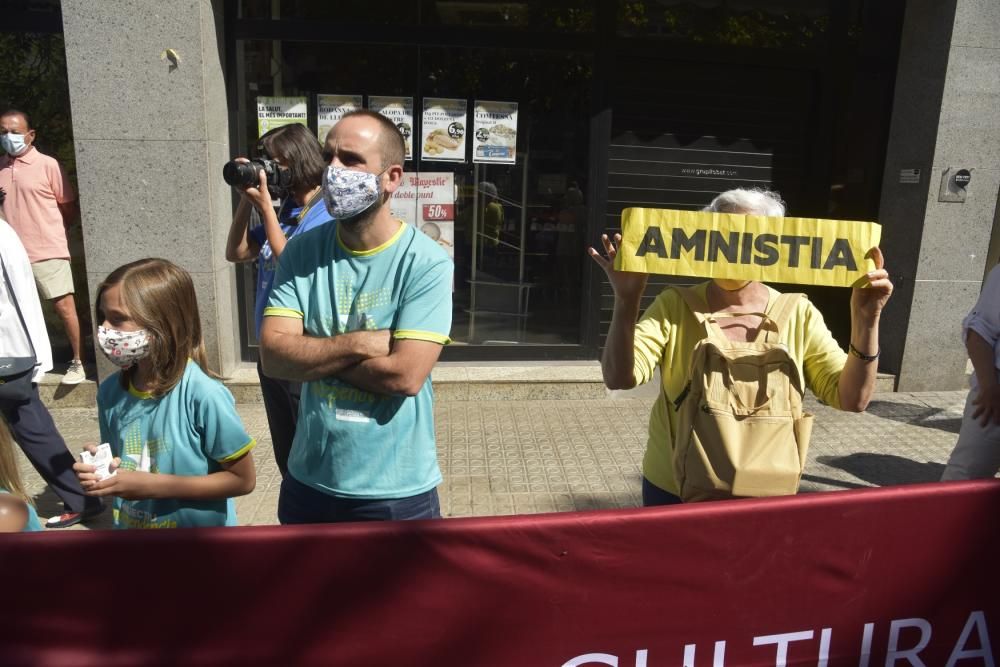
236,39,591,351
617,0,834,49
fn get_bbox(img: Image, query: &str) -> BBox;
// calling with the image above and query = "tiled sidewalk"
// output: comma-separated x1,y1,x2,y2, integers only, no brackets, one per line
19,391,971,530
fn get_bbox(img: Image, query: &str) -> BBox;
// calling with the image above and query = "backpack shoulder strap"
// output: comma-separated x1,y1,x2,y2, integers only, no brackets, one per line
764,292,803,338
675,285,730,346
674,286,709,324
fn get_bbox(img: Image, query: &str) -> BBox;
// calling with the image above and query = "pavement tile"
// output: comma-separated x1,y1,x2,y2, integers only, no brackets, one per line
13,391,981,530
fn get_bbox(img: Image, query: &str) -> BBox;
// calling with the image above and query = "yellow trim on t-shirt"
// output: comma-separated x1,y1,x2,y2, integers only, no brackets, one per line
127,382,154,400
337,220,406,256
393,329,451,345
263,307,304,319
219,438,256,463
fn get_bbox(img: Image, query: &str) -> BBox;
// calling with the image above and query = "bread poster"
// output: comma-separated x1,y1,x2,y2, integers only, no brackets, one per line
473,101,518,164
421,98,467,162
317,94,362,142
370,96,414,160
390,173,456,260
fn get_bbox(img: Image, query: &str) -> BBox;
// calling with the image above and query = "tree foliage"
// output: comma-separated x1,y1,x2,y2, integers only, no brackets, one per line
0,32,76,179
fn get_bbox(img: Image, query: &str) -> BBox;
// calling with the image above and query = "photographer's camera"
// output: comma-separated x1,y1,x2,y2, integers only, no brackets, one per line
222,158,289,190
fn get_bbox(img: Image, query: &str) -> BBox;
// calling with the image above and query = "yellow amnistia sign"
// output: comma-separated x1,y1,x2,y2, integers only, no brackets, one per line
615,208,882,288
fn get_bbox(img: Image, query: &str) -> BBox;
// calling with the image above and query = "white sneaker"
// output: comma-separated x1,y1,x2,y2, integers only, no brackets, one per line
61,360,87,385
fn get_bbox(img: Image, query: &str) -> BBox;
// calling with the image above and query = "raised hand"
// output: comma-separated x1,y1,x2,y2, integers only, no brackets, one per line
851,246,893,323
587,233,648,301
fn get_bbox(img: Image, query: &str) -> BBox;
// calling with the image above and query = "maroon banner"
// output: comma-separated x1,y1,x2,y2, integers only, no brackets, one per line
1,481,998,666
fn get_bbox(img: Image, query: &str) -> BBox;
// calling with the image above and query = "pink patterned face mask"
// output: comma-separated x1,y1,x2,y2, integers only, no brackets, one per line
97,326,151,369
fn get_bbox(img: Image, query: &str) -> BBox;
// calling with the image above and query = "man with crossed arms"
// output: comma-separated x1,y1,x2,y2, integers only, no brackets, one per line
261,110,452,523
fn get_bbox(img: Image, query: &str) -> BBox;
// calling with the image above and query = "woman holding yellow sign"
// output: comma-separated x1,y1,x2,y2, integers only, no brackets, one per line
588,189,893,505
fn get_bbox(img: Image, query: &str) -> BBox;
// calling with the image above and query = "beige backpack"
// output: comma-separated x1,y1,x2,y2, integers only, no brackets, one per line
672,288,814,502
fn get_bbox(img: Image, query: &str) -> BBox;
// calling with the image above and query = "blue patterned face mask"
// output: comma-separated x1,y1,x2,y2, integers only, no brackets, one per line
322,165,387,220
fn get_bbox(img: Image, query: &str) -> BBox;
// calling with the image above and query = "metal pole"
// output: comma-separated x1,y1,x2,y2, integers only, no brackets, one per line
518,125,529,321
470,163,480,341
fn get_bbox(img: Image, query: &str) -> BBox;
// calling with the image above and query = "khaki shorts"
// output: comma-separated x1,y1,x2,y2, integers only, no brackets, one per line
31,259,75,300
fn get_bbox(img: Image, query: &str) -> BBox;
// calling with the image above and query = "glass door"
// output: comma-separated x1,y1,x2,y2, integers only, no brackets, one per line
232,36,593,359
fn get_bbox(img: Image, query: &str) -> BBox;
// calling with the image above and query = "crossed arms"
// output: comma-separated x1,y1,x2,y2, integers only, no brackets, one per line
259,316,443,397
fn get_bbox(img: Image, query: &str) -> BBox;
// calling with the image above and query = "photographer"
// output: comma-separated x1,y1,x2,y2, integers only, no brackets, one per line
225,123,332,478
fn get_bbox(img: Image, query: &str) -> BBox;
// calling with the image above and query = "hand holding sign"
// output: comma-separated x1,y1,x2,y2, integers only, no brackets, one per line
588,233,648,301
614,209,882,288
851,246,894,324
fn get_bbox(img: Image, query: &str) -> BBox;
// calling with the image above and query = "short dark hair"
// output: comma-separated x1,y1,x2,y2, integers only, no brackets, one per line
338,109,405,169
0,109,30,129
258,123,325,191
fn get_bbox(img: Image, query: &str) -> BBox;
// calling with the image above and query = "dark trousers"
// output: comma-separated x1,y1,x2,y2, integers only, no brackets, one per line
0,385,97,514
642,477,683,507
278,473,441,524
257,360,300,478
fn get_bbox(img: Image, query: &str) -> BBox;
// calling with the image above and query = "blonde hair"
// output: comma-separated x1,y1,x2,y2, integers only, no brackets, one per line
0,417,30,504
96,258,219,397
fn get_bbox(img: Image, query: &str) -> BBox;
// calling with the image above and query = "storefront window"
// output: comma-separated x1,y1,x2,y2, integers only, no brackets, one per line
238,0,595,31
617,0,834,49
234,38,592,355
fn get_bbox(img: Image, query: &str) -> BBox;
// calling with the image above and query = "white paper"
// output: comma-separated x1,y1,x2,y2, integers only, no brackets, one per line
81,443,116,481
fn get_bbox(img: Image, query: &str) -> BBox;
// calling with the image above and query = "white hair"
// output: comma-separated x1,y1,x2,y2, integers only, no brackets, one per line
704,188,785,216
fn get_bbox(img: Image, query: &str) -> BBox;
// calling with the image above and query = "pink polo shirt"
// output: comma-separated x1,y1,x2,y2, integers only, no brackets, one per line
0,146,75,263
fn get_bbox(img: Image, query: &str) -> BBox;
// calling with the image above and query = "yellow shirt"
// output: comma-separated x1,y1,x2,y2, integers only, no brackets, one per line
633,281,848,495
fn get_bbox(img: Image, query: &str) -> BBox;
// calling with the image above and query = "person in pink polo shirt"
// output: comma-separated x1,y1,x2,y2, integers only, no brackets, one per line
0,109,86,385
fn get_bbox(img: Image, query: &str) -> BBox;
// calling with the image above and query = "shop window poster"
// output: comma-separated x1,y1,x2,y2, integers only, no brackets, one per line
391,172,456,260
317,94,363,142
421,98,467,162
370,96,414,161
473,100,518,164
256,96,308,137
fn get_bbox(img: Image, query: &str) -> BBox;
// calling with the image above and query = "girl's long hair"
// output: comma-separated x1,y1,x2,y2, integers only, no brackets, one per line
0,417,30,504
95,258,219,397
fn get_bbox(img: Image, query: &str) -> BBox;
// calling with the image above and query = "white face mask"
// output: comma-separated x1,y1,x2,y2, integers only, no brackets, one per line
0,133,28,156
97,326,151,369
322,165,386,220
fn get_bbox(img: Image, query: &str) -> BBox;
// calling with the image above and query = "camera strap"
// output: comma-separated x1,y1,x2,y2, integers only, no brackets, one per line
295,188,324,223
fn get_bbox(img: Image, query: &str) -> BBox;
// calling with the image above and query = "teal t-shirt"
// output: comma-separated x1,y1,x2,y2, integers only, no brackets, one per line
265,220,453,499
0,489,42,532
97,361,255,529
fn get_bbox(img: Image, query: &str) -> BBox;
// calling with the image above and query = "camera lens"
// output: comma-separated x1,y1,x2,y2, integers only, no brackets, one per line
222,160,259,187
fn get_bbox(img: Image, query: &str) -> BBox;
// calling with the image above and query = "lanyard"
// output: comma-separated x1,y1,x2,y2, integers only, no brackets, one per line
292,188,323,225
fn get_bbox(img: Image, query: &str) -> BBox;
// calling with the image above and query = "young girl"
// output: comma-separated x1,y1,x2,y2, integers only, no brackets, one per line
74,258,256,528
0,417,43,532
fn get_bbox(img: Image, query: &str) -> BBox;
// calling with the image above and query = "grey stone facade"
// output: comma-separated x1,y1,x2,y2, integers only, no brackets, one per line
56,0,1000,388
61,0,237,377
878,0,1000,391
